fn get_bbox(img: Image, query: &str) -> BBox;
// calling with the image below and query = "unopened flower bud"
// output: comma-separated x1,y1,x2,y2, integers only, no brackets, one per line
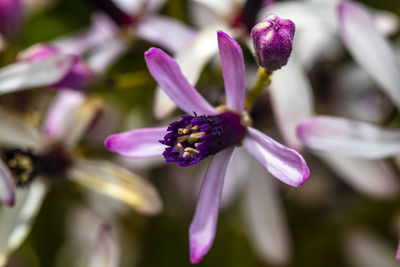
19,44,93,91
251,14,295,71
0,0,22,39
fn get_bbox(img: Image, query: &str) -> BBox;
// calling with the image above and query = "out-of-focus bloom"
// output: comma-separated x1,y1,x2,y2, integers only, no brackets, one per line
338,0,400,110
18,44,94,91
251,14,295,71
88,224,120,267
0,0,22,39
0,98,162,266
105,31,309,263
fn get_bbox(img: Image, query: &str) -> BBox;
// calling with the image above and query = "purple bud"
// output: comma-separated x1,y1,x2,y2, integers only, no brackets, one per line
0,0,22,39
251,14,295,71
19,44,94,91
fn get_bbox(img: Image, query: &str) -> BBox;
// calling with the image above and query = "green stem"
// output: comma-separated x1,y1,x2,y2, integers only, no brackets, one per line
245,67,271,110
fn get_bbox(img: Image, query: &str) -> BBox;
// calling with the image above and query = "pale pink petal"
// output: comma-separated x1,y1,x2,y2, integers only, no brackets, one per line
344,230,399,267
217,31,245,113
338,1,400,109
242,127,309,187
43,90,86,138
105,127,166,158
145,48,217,115
297,116,400,158
189,147,234,264
136,15,196,54
190,0,237,18
0,54,75,94
88,224,120,267
0,160,14,206
243,162,291,265
321,155,399,198
153,24,232,119
269,59,314,150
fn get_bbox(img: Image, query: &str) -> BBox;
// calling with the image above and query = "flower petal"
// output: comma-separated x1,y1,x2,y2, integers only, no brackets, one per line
269,59,314,150
189,147,234,264
145,47,217,116
88,224,120,267
242,127,309,187
56,97,104,150
297,116,400,158
0,54,75,94
43,89,86,138
68,159,162,215
344,230,399,267
0,108,45,149
153,23,232,119
243,161,291,265
217,31,245,113
0,180,47,267
338,1,400,109
105,127,166,158
136,15,196,54
0,160,15,206
321,155,399,198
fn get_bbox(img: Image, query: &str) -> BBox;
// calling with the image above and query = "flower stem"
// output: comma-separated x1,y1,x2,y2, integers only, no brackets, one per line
245,67,271,110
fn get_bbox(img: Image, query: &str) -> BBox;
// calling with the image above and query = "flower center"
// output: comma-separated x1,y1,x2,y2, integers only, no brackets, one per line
1,144,72,187
160,112,246,167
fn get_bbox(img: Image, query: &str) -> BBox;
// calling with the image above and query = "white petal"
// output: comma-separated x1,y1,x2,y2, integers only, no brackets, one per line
344,229,399,267
88,224,120,267
0,54,75,94
321,155,399,198
68,159,162,215
269,58,314,150
242,158,291,265
0,180,47,266
0,108,45,149
0,160,15,206
190,0,239,18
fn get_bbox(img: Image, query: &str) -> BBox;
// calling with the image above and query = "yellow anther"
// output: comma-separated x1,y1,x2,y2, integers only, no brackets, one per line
183,128,190,134
187,132,205,144
191,125,199,131
178,128,185,135
184,147,200,154
176,143,182,153
177,136,187,143
194,143,200,148
183,152,190,158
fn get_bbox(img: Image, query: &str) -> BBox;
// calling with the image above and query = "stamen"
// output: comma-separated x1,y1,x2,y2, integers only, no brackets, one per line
176,143,182,153
184,147,200,154
177,136,187,143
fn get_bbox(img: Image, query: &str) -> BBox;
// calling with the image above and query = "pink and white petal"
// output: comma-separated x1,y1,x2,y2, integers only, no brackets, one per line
43,89,86,138
0,108,45,149
0,54,75,94
105,127,166,158
243,161,291,265
153,24,232,119
344,230,399,267
297,116,400,158
68,159,162,215
217,31,245,113
0,160,15,206
322,155,399,198
145,48,217,115
88,224,120,267
242,127,309,187
86,36,128,75
136,15,196,54
338,1,400,109
269,59,314,150
53,13,118,56
0,180,47,267
56,97,104,150
373,9,399,36
189,147,234,264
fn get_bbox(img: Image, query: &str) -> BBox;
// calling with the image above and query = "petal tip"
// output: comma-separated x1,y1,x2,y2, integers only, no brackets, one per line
104,135,116,152
189,242,206,264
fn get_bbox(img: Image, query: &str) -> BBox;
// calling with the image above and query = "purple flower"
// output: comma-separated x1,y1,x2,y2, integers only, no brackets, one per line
105,31,309,263
18,44,94,91
251,14,295,71
0,0,22,39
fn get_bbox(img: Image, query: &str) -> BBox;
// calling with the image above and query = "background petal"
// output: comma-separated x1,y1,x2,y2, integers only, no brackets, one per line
0,160,15,206
297,116,400,158
88,224,120,267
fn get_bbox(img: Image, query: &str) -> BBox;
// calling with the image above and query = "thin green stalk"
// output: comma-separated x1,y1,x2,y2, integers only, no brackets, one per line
245,67,271,110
